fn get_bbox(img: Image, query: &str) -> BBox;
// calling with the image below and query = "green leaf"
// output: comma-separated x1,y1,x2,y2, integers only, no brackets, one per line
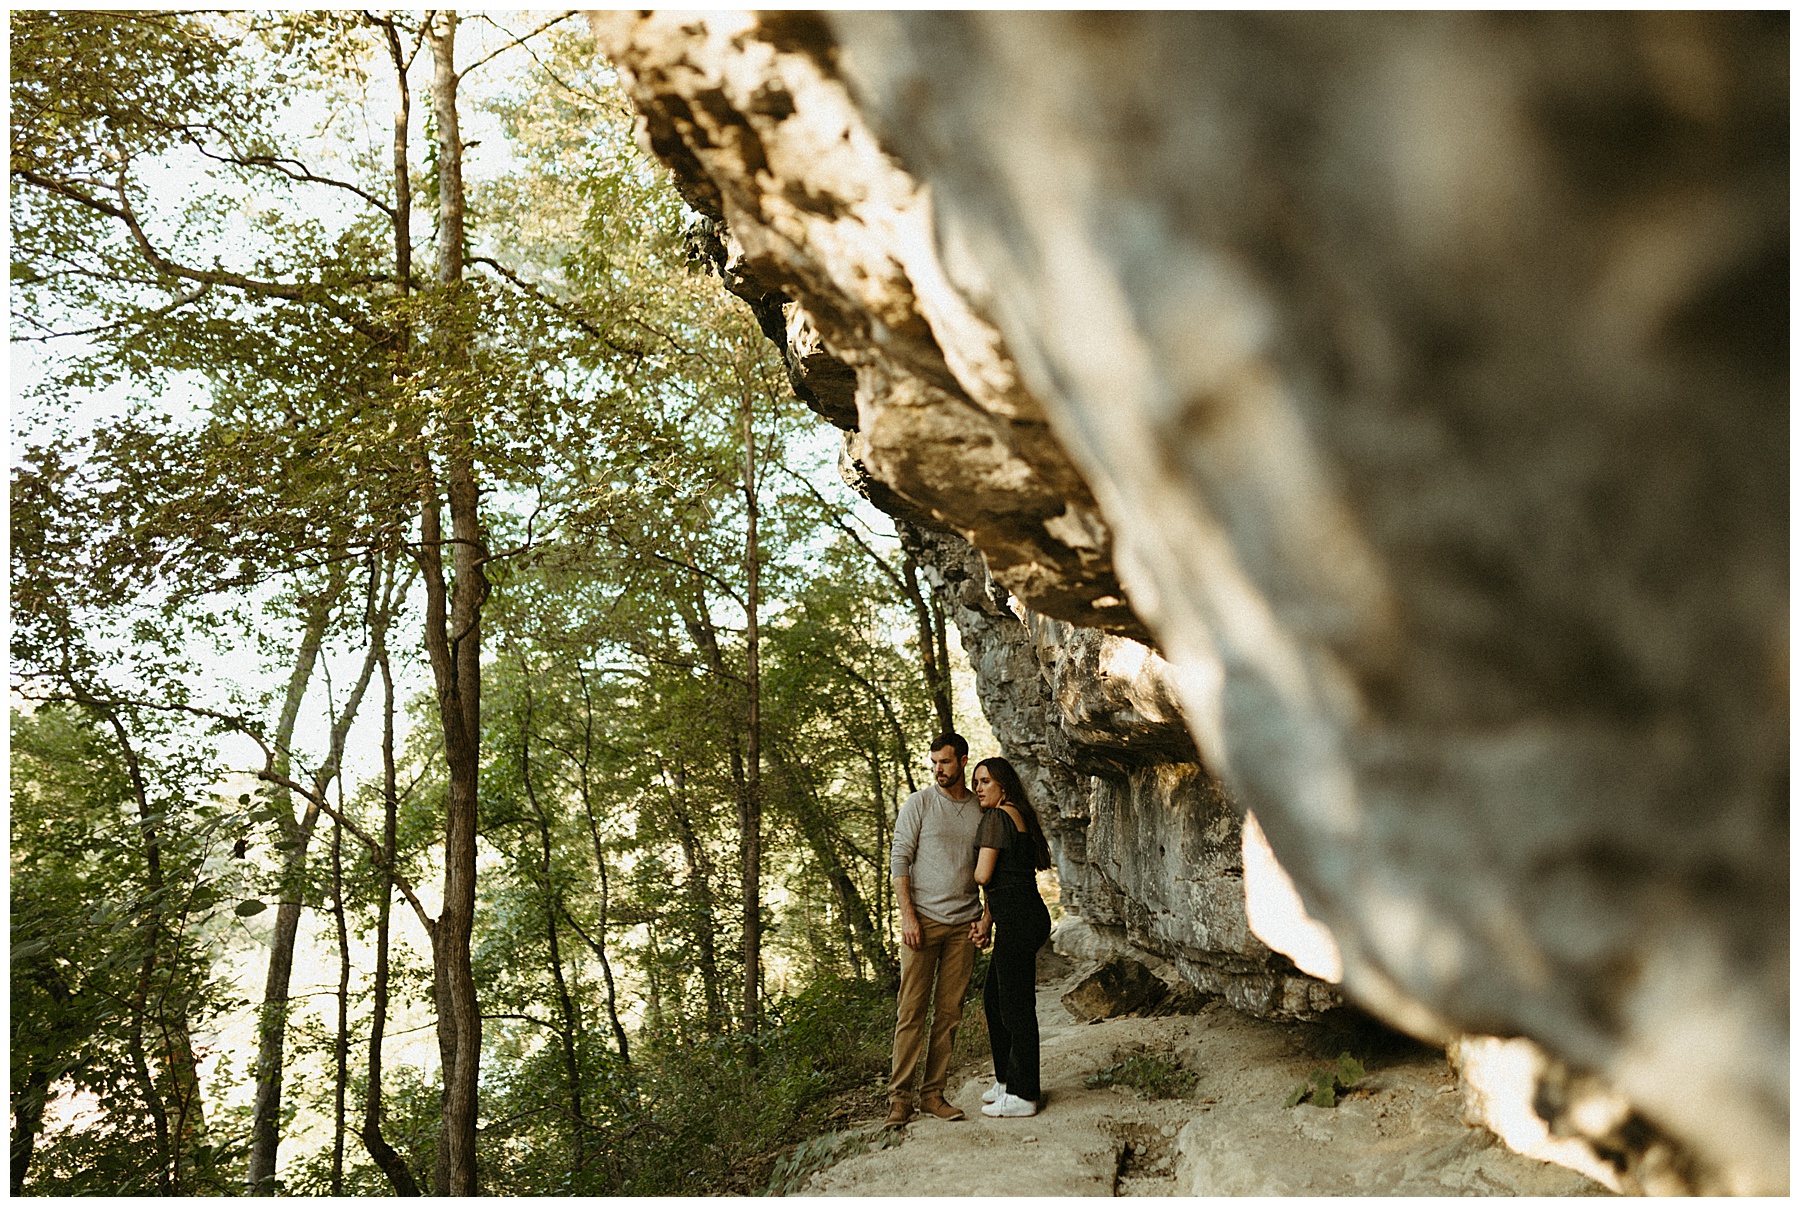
1313,1081,1336,1108
1284,1082,1307,1108
1336,1052,1365,1086
247,808,277,824
234,899,267,916
238,793,251,805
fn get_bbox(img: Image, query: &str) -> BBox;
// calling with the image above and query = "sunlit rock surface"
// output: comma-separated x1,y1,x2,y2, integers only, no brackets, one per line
596,10,1145,638
903,523,1337,1020
593,11,1787,1193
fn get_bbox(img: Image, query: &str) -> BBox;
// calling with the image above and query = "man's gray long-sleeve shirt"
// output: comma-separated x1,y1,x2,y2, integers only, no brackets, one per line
890,782,984,925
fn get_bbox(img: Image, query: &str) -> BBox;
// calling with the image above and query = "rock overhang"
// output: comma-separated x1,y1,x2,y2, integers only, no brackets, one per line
592,11,1788,1193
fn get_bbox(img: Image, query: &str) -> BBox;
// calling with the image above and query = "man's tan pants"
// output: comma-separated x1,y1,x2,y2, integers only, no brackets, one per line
889,916,976,1106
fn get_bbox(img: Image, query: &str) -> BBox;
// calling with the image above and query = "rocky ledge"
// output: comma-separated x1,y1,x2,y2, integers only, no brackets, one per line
593,12,1787,1195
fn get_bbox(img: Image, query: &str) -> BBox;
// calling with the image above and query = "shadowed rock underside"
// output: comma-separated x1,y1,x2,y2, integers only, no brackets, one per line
592,11,1787,1194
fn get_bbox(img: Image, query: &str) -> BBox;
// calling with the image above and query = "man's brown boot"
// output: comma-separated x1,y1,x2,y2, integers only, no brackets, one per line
883,1100,913,1128
919,1097,966,1121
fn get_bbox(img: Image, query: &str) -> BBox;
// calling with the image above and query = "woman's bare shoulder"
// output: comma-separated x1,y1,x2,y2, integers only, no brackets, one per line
1000,804,1027,832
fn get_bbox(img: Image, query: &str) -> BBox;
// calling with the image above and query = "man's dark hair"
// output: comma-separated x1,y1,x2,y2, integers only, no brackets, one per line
929,732,968,759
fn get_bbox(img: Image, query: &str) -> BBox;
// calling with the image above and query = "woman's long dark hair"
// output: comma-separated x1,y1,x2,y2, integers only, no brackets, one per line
975,757,1054,871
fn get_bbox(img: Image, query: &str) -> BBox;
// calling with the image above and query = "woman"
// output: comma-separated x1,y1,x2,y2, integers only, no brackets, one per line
969,756,1054,1118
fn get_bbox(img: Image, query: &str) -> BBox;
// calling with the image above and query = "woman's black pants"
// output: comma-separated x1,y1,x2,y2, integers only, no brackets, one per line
984,888,1052,1102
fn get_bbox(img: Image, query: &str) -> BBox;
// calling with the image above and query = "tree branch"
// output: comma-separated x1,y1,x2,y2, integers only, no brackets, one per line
256,767,435,938
13,164,387,301
12,284,213,342
647,547,744,606
481,1011,565,1034
773,460,908,596
15,688,436,936
457,11,579,82
557,901,607,965
186,139,396,216
466,254,645,358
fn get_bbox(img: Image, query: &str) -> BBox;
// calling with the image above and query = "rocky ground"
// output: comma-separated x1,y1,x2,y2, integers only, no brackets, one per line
793,954,1610,1197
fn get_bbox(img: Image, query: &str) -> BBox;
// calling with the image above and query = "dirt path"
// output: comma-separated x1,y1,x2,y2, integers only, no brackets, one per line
798,959,1609,1196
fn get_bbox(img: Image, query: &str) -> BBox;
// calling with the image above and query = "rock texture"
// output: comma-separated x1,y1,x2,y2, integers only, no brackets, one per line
903,523,1337,1021
802,962,1607,1197
605,11,1145,637
592,11,1787,1194
1061,958,1169,1023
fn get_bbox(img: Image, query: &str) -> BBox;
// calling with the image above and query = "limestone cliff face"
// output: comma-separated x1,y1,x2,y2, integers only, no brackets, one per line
902,523,1338,1021
593,12,1787,1193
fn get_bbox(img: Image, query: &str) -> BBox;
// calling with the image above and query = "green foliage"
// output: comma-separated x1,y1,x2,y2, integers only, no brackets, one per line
631,977,898,1194
456,974,898,1196
1080,1050,1195,1100
12,10,947,1199
1085,1052,1199,1099
11,704,250,1195
766,1125,904,1196
11,12,250,346
1284,1051,1366,1109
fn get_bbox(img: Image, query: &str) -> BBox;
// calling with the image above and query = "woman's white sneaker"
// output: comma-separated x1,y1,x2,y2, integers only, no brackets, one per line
981,1081,1006,1104
981,1092,1038,1118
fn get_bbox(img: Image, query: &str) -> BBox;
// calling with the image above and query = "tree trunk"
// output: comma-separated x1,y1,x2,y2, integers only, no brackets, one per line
662,763,723,1032
837,894,862,978
430,13,464,284
126,992,172,1195
247,569,345,1189
360,33,420,1196
11,1067,48,1194
158,1007,209,1191
739,390,762,1037
249,560,388,1189
424,14,484,1193
516,669,587,1171
381,13,413,296
93,701,173,1193
419,442,485,1200
780,750,895,985
645,929,664,1035
871,742,888,949
9,964,82,1193
586,813,629,1065
330,816,350,1196
571,666,630,1061
931,595,952,727
901,547,954,735
426,390,485,1201
361,645,420,1195
680,598,747,1033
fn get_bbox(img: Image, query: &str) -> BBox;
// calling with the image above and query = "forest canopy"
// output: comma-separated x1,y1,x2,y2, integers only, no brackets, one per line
11,10,968,1194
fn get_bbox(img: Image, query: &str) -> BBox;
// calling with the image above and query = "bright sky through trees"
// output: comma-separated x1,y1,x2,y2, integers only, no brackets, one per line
12,12,994,1193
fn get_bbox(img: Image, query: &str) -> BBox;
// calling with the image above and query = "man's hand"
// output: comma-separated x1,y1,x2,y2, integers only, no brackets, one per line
895,875,922,950
901,913,922,951
970,916,992,949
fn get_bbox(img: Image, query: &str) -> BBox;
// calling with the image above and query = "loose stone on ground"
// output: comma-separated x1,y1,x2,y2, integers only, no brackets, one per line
797,958,1610,1197
1060,957,1169,1023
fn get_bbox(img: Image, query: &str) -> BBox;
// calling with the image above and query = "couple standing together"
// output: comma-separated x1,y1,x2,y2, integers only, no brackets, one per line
886,733,1054,1125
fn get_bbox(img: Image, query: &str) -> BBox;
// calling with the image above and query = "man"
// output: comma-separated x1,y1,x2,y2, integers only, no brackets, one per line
886,733,990,1126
